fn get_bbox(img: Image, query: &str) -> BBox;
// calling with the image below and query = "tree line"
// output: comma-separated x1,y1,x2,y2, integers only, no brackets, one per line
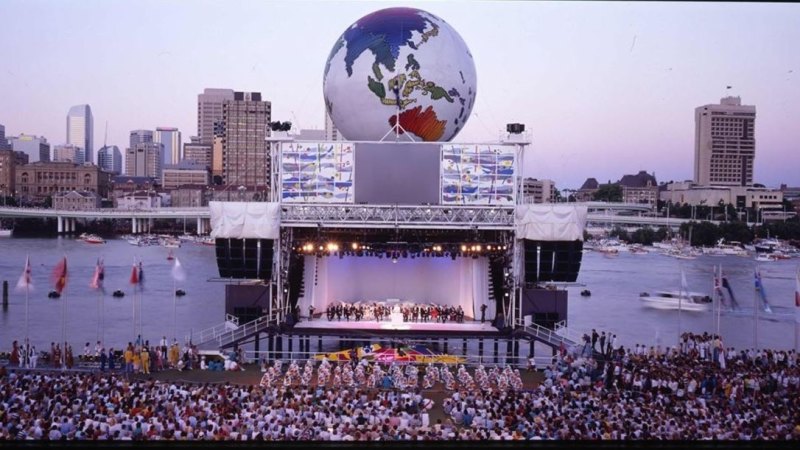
608,218,800,248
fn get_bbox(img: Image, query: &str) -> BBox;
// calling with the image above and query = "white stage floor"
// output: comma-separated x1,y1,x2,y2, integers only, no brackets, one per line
295,319,498,333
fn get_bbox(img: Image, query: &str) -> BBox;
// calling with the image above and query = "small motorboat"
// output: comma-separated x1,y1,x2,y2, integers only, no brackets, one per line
112,290,125,298
639,290,712,312
48,290,61,299
83,234,106,244
175,289,187,297
580,289,591,297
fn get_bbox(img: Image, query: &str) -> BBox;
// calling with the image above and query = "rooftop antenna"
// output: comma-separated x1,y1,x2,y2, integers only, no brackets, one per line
103,121,108,148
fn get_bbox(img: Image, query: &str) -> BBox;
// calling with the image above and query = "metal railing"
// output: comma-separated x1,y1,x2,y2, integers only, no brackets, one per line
517,322,578,348
187,314,240,346
216,311,281,349
553,320,583,343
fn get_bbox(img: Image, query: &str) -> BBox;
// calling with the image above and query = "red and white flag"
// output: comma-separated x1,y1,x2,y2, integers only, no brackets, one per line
51,257,68,295
129,260,140,285
15,256,32,291
90,258,105,291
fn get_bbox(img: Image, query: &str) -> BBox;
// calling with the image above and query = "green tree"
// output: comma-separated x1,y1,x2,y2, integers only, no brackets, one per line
609,226,629,242
630,227,656,245
592,184,623,202
680,221,720,247
718,222,754,244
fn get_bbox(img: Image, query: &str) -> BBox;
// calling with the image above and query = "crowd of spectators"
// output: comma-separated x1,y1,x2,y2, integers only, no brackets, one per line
1,331,799,440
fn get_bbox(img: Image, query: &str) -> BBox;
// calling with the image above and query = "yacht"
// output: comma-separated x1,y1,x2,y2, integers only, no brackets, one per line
0,228,11,237
639,291,712,312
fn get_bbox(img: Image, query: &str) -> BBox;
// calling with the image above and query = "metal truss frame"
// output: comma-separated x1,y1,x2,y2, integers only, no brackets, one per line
280,204,515,230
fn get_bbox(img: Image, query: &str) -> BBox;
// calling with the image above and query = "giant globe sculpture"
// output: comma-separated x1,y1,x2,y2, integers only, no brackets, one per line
323,7,477,142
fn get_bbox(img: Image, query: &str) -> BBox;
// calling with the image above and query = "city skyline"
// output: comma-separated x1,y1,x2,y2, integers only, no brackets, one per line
1,0,798,189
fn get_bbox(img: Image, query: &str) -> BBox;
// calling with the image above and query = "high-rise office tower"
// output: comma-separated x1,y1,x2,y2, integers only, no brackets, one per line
222,91,271,187
694,96,756,186
0,124,10,150
53,144,84,164
198,88,234,145
98,145,123,174
8,134,50,162
182,141,212,167
66,105,93,164
155,127,182,166
125,142,163,178
129,129,154,149
324,110,341,141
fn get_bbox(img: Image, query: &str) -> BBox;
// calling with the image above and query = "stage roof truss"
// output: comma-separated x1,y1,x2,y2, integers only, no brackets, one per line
280,204,515,230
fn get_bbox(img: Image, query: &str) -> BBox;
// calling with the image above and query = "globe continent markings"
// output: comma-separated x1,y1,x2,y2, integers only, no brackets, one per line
323,7,477,142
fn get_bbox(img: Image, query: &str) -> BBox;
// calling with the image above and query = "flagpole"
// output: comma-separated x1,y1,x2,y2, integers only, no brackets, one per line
173,273,177,345
716,264,721,338
62,283,67,369
711,265,716,335
132,258,136,341
678,265,683,348
754,267,758,350
102,288,105,350
25,282,29,350
795,268,798,352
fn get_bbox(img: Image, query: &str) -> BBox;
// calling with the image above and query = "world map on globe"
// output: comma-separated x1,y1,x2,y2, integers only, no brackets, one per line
323,7,477,142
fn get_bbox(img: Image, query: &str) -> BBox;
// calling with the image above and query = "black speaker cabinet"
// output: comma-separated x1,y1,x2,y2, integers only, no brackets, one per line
523,239,583,283
215,238,274,280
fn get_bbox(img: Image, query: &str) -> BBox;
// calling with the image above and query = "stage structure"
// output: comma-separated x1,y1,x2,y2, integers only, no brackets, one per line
209,132,588,346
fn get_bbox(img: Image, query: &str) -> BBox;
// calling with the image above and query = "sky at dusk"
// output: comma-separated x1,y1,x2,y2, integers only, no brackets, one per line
1,0,798,189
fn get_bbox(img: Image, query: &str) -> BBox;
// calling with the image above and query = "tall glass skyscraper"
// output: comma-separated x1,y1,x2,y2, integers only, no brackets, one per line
66,105,93,164
98,145,123,174
155,127,182,166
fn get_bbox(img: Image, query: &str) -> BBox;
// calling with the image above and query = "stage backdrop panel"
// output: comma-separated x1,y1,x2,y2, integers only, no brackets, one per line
281,142,354,203
353,142,440,205
441,144,515,205
297,255,490,319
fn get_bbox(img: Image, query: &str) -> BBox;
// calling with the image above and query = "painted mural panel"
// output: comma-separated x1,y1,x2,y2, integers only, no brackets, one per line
281,142,354,203
441,144,515,205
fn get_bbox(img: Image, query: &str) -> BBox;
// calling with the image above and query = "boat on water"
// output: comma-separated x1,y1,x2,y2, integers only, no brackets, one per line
199,237,215,246
81,233,106,244
639,291,712,312
755,254,779,262
167,250,175,261
162,236,181,248
0,228,12,237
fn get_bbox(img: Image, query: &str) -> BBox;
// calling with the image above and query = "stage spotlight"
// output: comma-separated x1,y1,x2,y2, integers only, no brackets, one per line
392,257,398,264
461,245,467,252
476,245,482,252
352,242,359,250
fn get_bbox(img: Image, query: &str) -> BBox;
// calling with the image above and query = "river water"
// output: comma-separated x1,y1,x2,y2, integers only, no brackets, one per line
0,237,797,353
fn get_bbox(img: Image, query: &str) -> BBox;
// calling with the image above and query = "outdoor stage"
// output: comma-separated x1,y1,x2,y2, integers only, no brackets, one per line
296,319,498,333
